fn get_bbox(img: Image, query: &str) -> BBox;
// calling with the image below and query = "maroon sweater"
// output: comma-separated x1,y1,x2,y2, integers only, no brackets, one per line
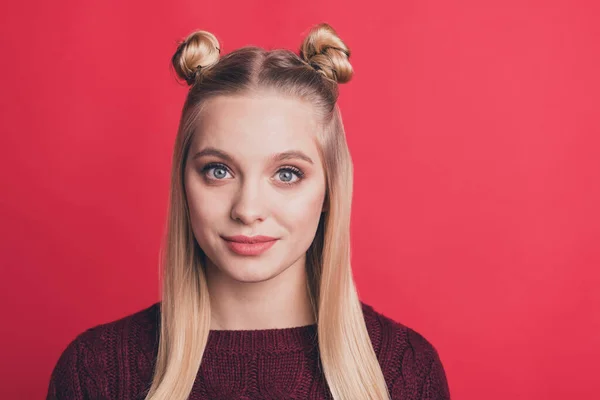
46,301,450,399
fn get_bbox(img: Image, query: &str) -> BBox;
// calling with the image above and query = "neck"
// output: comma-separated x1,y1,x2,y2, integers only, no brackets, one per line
204,255,316,330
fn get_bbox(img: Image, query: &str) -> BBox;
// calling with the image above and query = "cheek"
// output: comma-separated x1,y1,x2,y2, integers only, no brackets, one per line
278,186,325,231
184,172,226,235
185,188,233,256
187,193,228,225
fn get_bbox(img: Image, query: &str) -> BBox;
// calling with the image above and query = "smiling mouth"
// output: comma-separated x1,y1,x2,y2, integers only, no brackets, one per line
222,237,278,256
221,235,279,244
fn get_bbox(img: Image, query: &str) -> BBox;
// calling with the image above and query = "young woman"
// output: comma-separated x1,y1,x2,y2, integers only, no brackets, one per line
47,23,450,400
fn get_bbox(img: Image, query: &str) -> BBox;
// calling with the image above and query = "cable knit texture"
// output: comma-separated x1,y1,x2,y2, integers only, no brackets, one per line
46,301,450,399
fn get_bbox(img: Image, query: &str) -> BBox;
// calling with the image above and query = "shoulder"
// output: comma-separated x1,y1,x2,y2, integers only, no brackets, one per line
66,301,160,362
360,301,451,399
360,301,440,367
46,302,160,399
80,301,161,346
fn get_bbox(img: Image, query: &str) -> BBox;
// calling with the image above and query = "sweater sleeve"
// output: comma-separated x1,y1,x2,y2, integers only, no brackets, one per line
46,333,101,400
390,328,451,400
421,348,451,400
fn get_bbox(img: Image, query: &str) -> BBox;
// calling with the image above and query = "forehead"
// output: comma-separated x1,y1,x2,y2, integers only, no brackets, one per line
192,93,320,159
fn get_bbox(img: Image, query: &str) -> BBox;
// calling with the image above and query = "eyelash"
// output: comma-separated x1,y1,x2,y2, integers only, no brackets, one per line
200,162,305,186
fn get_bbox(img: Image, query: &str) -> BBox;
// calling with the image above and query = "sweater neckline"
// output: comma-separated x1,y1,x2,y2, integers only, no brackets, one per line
149,301,374,353
205,322,319,353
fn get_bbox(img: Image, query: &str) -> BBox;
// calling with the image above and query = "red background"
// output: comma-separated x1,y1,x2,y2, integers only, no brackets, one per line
1,0,599,398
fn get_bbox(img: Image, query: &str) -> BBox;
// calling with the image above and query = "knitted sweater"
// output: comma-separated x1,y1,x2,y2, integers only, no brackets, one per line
46,301,450,399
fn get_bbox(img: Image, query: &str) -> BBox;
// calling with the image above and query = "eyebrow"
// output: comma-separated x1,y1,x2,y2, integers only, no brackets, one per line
191,147,314,165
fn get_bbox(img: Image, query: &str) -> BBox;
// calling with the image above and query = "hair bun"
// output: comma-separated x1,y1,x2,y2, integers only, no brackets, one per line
300,23,353,84
172,30,221,86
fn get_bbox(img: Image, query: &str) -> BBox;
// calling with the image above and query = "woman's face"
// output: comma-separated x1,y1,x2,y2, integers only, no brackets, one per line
184,92,327,284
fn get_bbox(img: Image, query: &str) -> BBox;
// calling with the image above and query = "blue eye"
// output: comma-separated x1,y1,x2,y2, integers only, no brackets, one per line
207,165,229,179
200,163,305,186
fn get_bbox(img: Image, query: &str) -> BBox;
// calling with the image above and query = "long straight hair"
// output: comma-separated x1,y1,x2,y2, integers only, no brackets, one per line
144,23,391,400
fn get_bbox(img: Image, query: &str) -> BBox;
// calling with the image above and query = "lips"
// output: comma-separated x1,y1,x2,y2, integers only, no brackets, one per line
221,235,278,244
222,236,278,256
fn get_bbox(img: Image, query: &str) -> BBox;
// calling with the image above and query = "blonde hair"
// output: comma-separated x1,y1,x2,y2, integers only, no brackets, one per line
145,23,391,400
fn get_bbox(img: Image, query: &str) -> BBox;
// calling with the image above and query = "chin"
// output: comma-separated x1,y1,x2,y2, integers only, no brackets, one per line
202,247,282,279
220,262,284,283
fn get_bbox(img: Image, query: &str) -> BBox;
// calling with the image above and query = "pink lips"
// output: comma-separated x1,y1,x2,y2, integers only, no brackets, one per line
221,235,279,256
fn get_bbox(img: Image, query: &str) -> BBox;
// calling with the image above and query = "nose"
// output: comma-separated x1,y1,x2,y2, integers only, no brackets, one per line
230,179,269,224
